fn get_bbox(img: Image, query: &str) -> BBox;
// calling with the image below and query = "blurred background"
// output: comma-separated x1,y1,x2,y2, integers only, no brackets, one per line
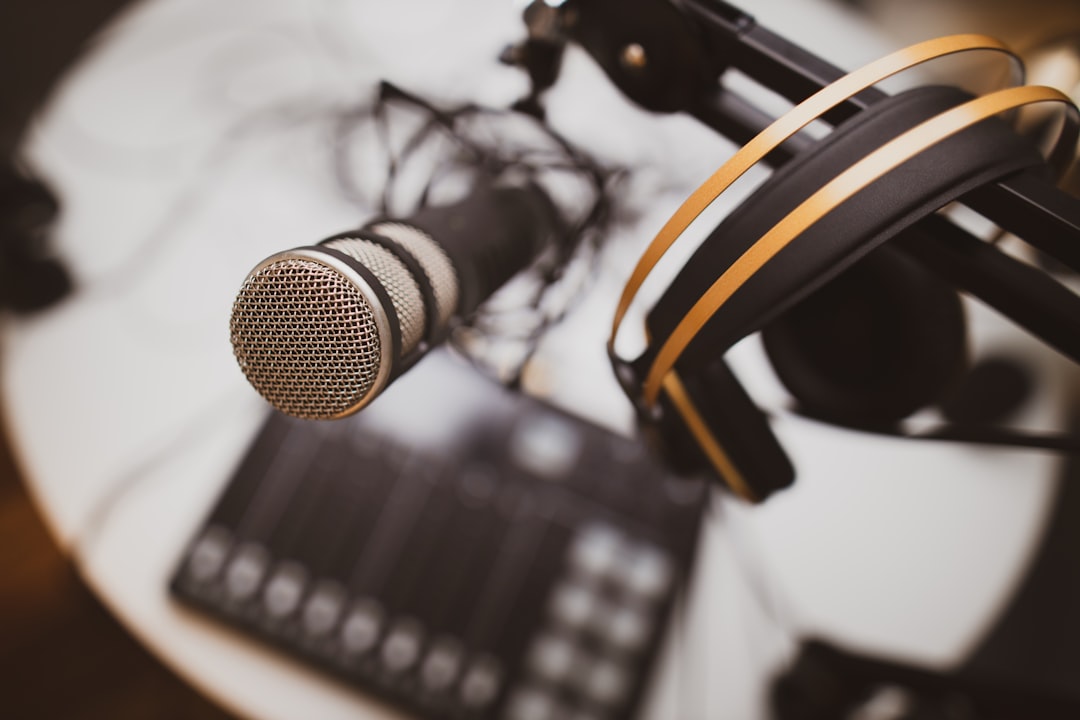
0,412,237,718
2,1,239,716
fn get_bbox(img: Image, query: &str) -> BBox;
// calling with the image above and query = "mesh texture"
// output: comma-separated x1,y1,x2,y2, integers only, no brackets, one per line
230,256,383,419
369,221,459,328
324,237,426,353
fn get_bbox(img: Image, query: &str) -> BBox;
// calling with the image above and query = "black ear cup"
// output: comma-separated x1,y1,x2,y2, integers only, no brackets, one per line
650,357,795,501
761,242,968,426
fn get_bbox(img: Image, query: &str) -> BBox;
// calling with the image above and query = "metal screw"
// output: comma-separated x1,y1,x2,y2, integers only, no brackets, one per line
620,43,647,70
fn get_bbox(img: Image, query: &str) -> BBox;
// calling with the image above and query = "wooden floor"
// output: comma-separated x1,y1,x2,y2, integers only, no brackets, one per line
0,406,238,719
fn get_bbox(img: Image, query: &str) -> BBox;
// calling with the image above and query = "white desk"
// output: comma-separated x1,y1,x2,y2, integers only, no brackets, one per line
2,0,1069,717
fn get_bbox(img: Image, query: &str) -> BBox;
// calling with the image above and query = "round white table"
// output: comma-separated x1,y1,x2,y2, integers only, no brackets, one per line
3,0,1070,717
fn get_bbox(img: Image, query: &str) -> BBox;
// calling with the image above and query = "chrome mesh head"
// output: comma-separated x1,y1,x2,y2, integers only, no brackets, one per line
230,253,388,419
323,237,426,354
368,221,459,328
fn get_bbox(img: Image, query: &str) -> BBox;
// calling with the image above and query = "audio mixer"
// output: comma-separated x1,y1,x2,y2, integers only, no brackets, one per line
171,352,707,720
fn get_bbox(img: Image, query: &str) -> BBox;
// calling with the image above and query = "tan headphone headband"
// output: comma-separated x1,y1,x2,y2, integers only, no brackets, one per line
609,34,1024,362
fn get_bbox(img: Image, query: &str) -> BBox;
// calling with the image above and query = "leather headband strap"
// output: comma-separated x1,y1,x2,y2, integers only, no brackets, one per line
644,85,1079,405
609,34,1022,359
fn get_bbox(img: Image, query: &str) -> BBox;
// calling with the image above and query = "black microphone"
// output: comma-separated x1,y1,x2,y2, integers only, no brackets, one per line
230,180,560,419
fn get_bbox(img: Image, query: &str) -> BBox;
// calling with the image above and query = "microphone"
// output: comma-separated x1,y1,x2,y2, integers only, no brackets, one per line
230,180,560,420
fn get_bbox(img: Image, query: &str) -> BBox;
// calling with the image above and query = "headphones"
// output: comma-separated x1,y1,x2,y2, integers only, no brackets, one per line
606,35,1080,502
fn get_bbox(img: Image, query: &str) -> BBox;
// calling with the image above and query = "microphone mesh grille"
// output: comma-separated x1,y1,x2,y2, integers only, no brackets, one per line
368,221,459,328
323,237,425,354
230,256,383,419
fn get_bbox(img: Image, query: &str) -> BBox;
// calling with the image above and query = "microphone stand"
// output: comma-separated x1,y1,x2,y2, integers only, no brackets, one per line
503,0,1080,272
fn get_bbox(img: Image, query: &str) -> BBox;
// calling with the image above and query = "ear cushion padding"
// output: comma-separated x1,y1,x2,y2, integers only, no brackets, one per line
940,355,1034,427
643,85,1047,376
760,242,968,425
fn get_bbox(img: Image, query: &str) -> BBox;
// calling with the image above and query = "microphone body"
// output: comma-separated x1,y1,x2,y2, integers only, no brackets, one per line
230,181,559,419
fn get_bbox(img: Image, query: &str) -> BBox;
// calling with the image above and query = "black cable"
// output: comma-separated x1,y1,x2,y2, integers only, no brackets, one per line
332,79,626,388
